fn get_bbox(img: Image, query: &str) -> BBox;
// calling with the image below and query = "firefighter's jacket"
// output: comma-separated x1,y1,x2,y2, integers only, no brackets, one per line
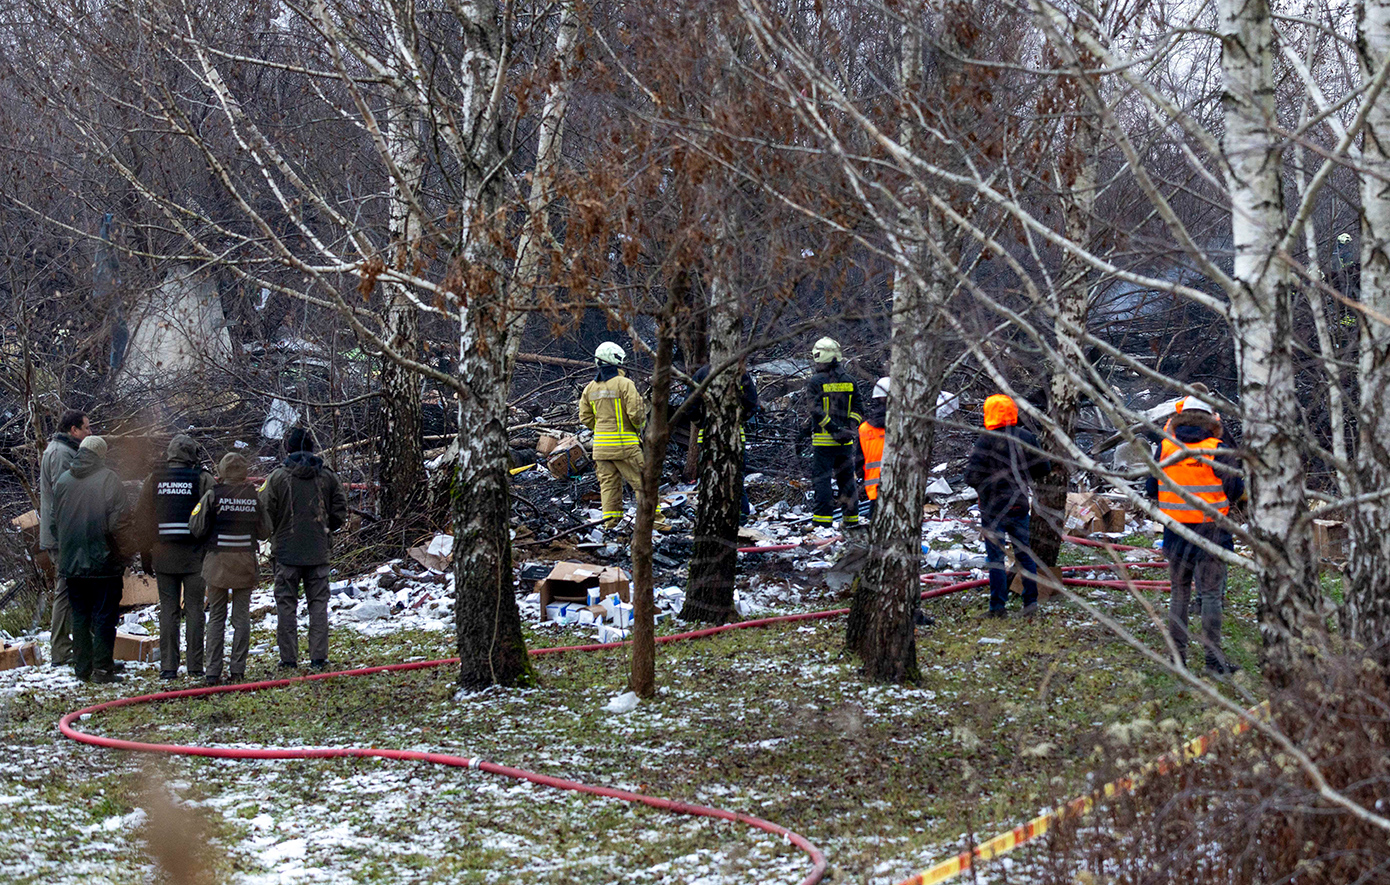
580,367,646,459
801,362,862,448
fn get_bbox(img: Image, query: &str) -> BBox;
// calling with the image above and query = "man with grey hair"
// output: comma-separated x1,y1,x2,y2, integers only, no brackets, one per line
39,409,90,666
49,435,131,683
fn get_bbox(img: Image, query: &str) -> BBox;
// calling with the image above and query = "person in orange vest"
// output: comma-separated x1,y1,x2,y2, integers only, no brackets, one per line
963,394,1051,618
1144,396,1243,674
857,377,889,521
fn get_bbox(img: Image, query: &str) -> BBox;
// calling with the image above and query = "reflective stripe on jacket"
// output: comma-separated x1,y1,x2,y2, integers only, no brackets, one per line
1157,436,1229,523
580,373,645,457
859,421,885,500
803,365,861,447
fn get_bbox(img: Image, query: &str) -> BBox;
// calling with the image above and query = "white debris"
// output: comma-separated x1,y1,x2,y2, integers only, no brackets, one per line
604,691,640,714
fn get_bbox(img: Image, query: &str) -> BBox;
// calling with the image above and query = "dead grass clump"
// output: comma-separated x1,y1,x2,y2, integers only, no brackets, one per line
1036,656,1390,884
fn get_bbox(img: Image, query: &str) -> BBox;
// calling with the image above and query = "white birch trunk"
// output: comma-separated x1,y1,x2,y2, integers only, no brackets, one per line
844,23,946,682
378,98,427,519
1220,0,1324,684
1344,0,1390,665
505,1,579,364
453,0,532,689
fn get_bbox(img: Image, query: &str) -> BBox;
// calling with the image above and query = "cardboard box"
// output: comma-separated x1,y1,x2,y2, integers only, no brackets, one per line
0,642,43,671
1009,562,1065,602
614,602,635,628
535,561,630,615
408,534,455,573
546,436,589,480
121,572,160,607
113,631,159,663
1313,519,1348,562
536,434,561,457
597,624,630,643
1066,492,1126,535
10,509,39,531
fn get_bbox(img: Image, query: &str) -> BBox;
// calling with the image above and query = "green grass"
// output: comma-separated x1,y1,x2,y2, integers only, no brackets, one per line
0,549,1272,884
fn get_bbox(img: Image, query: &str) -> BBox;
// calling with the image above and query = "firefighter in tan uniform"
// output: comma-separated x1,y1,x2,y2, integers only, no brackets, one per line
579,342,669,531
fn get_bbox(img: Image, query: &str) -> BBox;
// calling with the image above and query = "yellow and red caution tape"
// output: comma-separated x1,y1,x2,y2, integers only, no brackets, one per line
897,699,1272,885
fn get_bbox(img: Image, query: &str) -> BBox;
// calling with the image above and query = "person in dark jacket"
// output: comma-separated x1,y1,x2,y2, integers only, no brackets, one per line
687,363,759,517
48,435,130,683
39,409,90,666
190,452,264,685
1144,397,1244,674
964,394,1051,618
259,427,347,670
134,434,215,679
797,338,862,529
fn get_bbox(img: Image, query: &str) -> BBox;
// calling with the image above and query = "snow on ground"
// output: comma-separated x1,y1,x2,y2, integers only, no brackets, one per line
0,517,1164,884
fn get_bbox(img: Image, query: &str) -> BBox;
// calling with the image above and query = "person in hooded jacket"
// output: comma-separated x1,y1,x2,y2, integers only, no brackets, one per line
798,338,862,529
259,427,347,670
964,394,1052,618
39,409,90,666
1144,396,1244,674
48,435,130,683
134,434,215,679
189,452,264,685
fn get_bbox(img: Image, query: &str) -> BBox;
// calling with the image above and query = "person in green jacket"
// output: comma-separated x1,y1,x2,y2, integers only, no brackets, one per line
258,427,347,670
48,435,131,683
39,409,90,665
190,452,263,685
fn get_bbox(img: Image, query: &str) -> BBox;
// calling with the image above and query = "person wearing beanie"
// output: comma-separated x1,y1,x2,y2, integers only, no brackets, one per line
189,452,264,685
258,426,347,670
39,409,90,666
963,394,1052,618
133,434,215,680
48,434,132,683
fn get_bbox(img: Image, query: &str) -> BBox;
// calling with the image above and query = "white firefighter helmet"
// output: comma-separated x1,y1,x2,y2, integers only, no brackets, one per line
595,341,627,366
811,337,842,364
1178,395,1214,415
1337,233,1352,244
872,376,891,399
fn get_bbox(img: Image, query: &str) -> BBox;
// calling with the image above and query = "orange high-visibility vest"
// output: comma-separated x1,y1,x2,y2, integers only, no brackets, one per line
1157,437,1229,523
859,422,885,501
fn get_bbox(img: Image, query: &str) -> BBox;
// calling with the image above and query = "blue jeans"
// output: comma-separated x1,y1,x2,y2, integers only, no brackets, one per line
982,511,1038,611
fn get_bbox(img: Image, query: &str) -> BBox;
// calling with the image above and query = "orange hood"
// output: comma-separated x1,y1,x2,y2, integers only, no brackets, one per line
983,394,1018,430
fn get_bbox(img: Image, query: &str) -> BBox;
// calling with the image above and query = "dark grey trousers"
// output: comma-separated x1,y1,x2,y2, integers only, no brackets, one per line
273,562,331,665
50,569,73,666
1168,552,1226,665
158,571,205,674
205,586,252,679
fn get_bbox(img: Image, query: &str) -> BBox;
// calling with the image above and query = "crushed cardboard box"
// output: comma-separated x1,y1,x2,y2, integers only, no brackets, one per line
536,561,630,616
1066,492,1126,535
1009,562,1066,602
114,631,159,663
408,533,455,573
0,641,43,671
546,435,589,480
122,572,160,607
10,509,39,531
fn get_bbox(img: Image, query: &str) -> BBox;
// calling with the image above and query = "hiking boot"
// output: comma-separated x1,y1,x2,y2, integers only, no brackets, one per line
205,675,223,687
91,669,124,684
1018,603,1040,619
913,609,936,628
1205,655,1240,676
983,608,1008,620
278,661,299,671
229,672,245,683
160,670,179,680
309,659,331,671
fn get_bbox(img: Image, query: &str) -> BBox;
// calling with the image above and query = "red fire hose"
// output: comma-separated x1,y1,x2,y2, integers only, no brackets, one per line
59,533,1168,884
